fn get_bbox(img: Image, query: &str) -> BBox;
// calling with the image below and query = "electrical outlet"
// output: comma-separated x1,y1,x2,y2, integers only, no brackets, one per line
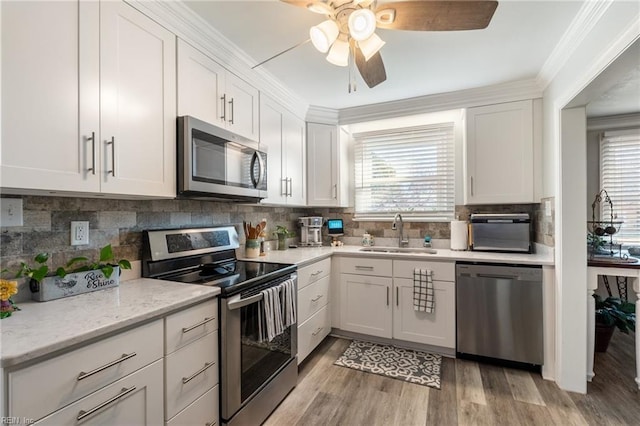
544,200,552,217
0,198,24,227
71,221,89,246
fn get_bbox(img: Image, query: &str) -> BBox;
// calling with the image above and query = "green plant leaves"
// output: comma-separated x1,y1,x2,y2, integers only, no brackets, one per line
100,245,114,263
34,253,49,264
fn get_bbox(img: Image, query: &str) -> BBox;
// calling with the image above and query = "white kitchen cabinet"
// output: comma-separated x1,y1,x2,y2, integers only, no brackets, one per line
8,320,163,423
297,258,332,363
259,94,306,206
1,0,176,198
337,256,455,349
177,39,259,142
465,99,535,204
306,123,351,207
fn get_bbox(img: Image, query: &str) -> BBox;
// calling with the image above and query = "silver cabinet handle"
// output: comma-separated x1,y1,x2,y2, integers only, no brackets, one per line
87,132,96,175
77,352,137,381
311,295,323,302
220,94,226,121
396,287,399,306
386,287,389,306
312,327,324,336
288,178,292,196
107,136,115,177
228,98,234,124
182,316,216,333
470,176,474,196
281,178,288,196
355,266,374,271
77,386,136,421
310,270,323,277
182,362,215,384
333,184,337,199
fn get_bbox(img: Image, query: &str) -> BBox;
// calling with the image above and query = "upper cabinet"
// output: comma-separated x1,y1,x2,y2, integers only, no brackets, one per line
1,0,176,198
259,95,306,206
177,39,259,142
306,123,352,207
464,99,538,204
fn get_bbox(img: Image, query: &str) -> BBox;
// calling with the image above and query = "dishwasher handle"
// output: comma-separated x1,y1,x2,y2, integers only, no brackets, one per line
458,272,524,280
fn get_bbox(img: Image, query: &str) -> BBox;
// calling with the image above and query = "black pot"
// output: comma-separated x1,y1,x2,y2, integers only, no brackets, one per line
595,322,615,352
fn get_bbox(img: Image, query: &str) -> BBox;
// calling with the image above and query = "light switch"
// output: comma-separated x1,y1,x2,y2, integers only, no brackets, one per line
0,198,24,227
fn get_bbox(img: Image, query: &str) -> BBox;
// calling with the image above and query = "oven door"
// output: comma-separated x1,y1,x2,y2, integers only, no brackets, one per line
178,115,267,200
220,281,297,421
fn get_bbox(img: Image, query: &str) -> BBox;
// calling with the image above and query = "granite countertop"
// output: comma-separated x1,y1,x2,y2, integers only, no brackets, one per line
0,278,220,368
239,245,555,267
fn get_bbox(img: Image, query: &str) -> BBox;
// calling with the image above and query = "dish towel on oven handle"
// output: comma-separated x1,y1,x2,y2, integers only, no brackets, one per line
413,268,435,313
260,279,297,341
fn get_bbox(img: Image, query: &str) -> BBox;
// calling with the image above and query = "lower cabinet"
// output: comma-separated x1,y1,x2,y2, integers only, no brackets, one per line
338,257,455,350
297,258,331,363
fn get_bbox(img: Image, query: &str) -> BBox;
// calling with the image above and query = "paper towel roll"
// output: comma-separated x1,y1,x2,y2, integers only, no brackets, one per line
450,220,468,250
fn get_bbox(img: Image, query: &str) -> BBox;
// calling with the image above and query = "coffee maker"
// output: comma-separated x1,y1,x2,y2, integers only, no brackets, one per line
299,216,323,246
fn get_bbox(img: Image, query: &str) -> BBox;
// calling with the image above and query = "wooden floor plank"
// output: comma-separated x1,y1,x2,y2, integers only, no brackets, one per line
455,358,487,405
504,368,546,406
427,357,458,425
530,373,588,426
478,363,523,426
393,382,430,426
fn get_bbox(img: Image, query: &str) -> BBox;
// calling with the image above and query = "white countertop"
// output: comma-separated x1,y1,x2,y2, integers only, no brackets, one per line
240,245,554,267
0,278,219,368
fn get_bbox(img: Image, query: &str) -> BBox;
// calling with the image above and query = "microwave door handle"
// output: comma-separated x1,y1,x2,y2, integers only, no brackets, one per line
250,151,265,188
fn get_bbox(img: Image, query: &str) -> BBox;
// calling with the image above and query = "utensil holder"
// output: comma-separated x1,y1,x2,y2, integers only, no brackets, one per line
245,239,260,258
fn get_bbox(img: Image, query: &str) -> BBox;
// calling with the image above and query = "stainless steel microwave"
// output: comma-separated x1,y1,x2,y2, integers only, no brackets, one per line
469,213,532,253
178,116,267,202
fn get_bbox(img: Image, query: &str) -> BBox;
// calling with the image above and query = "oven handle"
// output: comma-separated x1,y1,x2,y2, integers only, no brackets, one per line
227,292,263,310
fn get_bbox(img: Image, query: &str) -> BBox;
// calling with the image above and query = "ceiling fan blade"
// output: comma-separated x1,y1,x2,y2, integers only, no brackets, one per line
355,48,387,88
375,1,498,31
280,0,313,9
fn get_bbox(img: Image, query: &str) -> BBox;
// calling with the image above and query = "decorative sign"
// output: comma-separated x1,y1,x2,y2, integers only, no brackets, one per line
31,267,120,302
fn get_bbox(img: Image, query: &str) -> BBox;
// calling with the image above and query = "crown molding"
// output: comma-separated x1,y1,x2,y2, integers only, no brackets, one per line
536,0,613,90
587,112,640,131
125,0,309,118
306,106,340,124
338,79,543,124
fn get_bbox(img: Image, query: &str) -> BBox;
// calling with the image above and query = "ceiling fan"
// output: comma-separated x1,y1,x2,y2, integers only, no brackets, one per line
275,0,499,90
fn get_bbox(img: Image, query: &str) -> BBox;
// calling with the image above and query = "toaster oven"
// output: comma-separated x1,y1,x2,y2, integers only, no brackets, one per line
469,213,532,253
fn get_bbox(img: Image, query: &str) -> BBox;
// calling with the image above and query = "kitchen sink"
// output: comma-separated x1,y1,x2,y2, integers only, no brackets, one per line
359,247,438,254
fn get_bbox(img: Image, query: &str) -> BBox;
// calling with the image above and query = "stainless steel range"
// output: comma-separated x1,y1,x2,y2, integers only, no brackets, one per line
142,226,298,426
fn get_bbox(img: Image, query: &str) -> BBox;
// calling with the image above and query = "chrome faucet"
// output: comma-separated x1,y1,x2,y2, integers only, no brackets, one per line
391,213,409,247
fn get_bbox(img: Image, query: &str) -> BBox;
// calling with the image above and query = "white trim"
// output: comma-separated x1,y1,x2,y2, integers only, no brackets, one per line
306,106,340,124
587,113,640,131
338,79,543,125
536,0,613,90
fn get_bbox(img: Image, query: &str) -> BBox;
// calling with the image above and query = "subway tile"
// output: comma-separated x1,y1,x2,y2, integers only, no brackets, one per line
51,211,98,231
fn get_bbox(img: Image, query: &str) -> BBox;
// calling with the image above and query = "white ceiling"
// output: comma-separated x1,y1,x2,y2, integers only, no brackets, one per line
184,0,639,116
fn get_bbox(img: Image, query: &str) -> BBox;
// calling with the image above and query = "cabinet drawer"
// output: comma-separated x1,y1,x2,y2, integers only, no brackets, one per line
340,257,392,277
165,298,218,354
9,320,163,421
393,260,455,281
298,257,331,290
298,305,331,364
298,275,330,324
34,359,163,425
167,385,219,426
165,330,219,419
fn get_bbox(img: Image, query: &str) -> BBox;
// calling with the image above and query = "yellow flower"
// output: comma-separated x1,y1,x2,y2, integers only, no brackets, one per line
0,279,18,301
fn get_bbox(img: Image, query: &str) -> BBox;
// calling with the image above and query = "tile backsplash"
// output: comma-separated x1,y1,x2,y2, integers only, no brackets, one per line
1,195,554,302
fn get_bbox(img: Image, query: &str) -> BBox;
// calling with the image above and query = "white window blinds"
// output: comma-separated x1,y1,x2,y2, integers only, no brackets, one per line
354,123,455,220
600,128,640,245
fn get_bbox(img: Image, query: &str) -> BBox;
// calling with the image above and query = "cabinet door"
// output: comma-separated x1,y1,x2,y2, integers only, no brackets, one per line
35,360,163,425
259,95,286,205
225,72,260,141
100,1,176,197
283,113,306,205
393,278,455,348
307,123,339,206
177,39,226,128
1,0,100,193
465,100,534,204
340,273,392,338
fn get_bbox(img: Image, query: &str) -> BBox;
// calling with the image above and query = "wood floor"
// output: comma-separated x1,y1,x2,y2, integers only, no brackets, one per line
265,331,639,425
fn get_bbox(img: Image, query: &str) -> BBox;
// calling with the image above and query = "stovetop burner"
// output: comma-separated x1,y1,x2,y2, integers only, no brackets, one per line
142,226,296,297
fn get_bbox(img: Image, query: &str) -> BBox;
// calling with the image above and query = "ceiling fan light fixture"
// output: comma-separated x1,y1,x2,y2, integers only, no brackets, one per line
309,19,339,53
306,1,332,15
375,8,396,25
353,0,375,6
326,39,350,67
358,32,385,61
348,8,376,41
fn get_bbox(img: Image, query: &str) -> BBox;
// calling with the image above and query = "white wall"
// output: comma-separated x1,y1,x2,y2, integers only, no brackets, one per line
542,1,640,393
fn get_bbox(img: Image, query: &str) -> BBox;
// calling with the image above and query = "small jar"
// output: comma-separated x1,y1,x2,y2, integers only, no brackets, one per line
362,233,374,246
245,239,260,258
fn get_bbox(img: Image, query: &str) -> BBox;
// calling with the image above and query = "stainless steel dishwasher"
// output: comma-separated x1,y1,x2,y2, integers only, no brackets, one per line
456,262,543,366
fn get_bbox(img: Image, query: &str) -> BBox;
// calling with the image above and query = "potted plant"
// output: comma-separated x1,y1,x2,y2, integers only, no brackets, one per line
273,225,295,251
593,294,635,352
13,244,131,302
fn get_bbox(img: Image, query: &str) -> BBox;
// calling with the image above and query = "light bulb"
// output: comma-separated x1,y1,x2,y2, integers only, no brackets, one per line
326,39,350,67
309,20,339,53
348,8,376,41
358,33,385,61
